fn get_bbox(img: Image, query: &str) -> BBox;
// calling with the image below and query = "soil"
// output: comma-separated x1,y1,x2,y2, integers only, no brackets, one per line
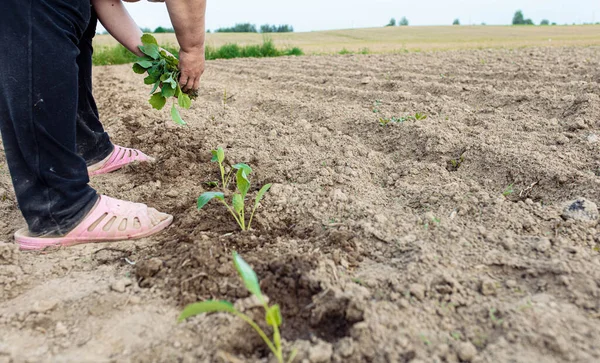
1,47,600,363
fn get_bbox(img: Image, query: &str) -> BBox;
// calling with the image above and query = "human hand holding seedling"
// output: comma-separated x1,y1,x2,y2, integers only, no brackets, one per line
197,147,272,231
179,252,297,363
133,34,196,125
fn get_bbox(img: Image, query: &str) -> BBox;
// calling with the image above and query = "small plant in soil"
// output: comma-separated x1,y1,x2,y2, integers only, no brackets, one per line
179,252,296,363
132,34,198,125
502,184,515,197
197,147,272,231
379,113,427,126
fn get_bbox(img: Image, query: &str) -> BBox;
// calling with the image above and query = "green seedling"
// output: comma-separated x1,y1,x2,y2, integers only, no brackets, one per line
413,112,427,120
179,252,297,363
132,34,197,125
198,147,272,231
372,100,382,113
447,155,465,171
502,184,514,197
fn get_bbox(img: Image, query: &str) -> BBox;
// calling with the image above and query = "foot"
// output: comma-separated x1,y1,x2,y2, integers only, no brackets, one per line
88,145,155,176
15,195,173,250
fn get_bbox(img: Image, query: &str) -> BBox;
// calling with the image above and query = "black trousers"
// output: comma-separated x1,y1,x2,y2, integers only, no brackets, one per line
0,0,114,236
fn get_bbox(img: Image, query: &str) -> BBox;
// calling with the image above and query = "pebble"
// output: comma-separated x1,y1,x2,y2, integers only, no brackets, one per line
129,296,142,305
32,299,58,313
561,198,599,223
111,278,133,293
457,342,477,362
136,258,163,278
480,278,497,296
409,283,426,301
587,133,598,144
165,190,179,198
308,342,333,363
360,77,371,85
505,279,517,288
533,237,552,252
55,322,68,337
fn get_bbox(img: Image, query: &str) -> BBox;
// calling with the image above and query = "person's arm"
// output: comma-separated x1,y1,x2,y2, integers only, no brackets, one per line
165,0,207,92
92,0,144,57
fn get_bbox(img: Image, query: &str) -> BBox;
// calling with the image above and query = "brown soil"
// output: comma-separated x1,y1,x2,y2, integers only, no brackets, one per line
2,47,600,363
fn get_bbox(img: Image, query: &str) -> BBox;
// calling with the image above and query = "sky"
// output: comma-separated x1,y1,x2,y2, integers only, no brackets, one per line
103,0,600,33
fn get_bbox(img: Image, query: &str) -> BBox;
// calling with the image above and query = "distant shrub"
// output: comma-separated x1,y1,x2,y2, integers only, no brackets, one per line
399,17,409,26
453,19,460,25
215,23,258,33
339,48,351,55
540,19,550,25
140,27,152,33
92,40,301,66
260,24,294,33
154,26,175,33
386,18,396,27
512,10,534,25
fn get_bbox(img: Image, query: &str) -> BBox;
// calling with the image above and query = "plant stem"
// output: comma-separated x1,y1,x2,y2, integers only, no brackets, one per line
223,168,234,189
219,162,226,189
219,200,244,230
247,203,260,230
233,311,281,362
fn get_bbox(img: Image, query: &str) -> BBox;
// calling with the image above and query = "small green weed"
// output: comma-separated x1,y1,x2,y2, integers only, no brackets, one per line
179,252,296,363
447,155,465,172
197,147,272,231
372,100,382,113
502,184,515,197
379,113,427,126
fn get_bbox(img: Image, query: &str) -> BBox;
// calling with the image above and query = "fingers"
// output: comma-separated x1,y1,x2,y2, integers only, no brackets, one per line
179,74,190,92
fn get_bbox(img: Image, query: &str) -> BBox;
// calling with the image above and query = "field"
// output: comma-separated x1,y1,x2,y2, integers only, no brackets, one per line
1,28,600,363
93,25,600,53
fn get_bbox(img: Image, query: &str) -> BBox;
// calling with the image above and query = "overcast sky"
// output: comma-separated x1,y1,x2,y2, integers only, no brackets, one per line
104,0,600,32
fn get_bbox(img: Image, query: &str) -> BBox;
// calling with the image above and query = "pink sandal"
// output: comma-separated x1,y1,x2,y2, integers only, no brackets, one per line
88,145,155,176
15,195,173,250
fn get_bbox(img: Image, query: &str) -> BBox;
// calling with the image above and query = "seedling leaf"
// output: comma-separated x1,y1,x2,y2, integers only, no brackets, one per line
178,93,192,109
211,150,218,162
254,183,272,208
217,147,225,163
162,84,176,98
197,192,224,209
149,93,167,110
141,33,158,46
171,104,186,125
178,300,235,322
139,43,160,59
133,63,148,74
236,169,250,199
136,60,154,69
233,252,263,300
266,304,282,327
233,163,253,175
144,74,159,85
149,80,161,95
233,193,244,214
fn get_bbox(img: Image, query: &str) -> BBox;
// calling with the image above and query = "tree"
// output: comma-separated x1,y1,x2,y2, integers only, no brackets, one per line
540,19,550,25
399,17,409,26
386,18,396,27
453,18,460,25
512,10,533,25
512,10,525,25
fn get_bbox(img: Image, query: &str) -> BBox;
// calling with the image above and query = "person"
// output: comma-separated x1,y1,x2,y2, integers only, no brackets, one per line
0,0,206,250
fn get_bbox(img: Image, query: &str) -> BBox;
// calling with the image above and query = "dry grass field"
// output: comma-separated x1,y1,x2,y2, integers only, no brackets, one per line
94,25,600,53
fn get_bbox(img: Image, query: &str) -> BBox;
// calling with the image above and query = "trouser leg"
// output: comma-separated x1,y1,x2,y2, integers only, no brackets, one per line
0,0,98,236
76,6,114,166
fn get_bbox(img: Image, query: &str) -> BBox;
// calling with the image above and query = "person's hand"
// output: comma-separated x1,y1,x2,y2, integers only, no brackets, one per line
178,47,205,92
